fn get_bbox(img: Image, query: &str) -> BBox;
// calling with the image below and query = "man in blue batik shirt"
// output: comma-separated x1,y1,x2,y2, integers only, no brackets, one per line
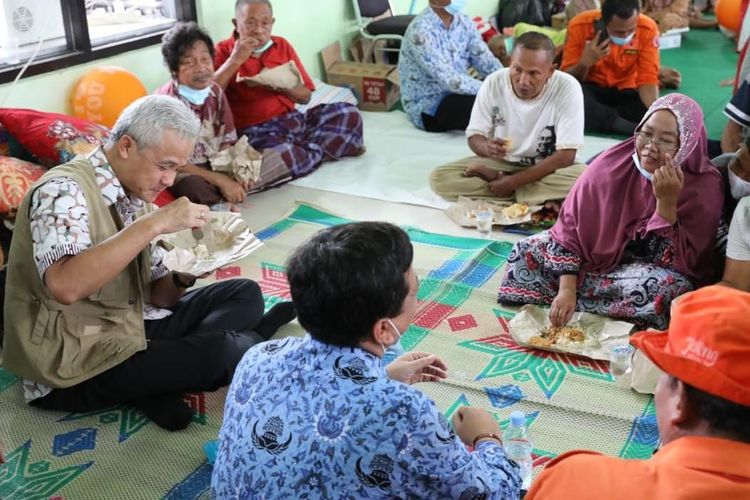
212,222,521,499
399,0,502,132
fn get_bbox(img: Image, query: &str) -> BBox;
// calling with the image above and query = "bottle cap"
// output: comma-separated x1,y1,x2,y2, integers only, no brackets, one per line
510,410,525,427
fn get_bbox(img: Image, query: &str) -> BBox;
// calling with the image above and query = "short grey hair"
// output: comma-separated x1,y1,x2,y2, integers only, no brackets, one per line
235,0,273,15
106,95,200,150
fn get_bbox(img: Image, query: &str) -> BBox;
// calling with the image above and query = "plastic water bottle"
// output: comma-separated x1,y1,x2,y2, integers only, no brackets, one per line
503,411,533,486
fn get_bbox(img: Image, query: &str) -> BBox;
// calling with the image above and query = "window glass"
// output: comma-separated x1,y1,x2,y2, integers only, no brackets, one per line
0,0,68,67
87,1,178,47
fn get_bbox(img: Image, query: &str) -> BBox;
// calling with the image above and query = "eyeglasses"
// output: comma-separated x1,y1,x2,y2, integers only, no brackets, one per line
634,131,678,153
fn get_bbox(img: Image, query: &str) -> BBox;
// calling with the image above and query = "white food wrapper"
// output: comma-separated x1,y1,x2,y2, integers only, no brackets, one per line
614,341,663,394
159,212,263,275
445,196,542,227
508,305,635,361
209,135,262,184
236,61,303,90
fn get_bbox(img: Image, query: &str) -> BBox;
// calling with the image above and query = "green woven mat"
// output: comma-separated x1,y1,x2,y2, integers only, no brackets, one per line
660,27,738,139
0,203,658,499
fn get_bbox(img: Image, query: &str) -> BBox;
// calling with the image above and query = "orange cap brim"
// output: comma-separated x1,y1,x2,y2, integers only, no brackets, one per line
631,330,750,407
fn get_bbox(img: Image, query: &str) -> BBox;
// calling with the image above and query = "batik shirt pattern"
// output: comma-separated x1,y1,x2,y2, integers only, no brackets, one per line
399,8,502,129
212,335,521,499
155,80,238,166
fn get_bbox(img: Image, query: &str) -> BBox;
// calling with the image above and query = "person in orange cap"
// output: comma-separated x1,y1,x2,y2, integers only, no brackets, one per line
526,285,750,499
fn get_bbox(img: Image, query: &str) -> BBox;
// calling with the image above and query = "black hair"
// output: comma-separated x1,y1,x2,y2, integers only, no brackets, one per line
601,0,641,24
743,134,750,150
286,222,414,348
512,31,556,61
671,376,750,443
161,22,215,75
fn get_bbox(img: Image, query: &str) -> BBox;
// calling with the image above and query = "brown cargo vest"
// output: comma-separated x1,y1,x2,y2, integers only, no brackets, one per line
2,155,152,388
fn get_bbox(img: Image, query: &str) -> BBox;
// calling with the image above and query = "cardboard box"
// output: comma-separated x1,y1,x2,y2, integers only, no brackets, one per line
322,42,400,112
659,27,689,50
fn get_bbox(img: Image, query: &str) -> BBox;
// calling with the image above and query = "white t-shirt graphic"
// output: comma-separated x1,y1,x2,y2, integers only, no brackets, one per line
466,69,585,166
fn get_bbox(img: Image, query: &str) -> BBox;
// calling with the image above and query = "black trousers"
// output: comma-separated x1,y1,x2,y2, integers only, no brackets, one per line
32,279,266,413
582,83,648,134
169,174,223,206
422,94,477,132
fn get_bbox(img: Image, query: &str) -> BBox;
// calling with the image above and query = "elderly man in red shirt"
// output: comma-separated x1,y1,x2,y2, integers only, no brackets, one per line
214,0,365,184
526,285,750,499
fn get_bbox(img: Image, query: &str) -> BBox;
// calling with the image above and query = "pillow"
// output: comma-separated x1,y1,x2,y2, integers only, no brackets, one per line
0,125,34,161
0,157,46,218
0,125,11,157
0,109,109,167
296,79,358,114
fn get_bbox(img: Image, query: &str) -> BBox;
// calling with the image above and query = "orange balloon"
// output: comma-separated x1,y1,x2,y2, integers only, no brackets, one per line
716,0,742,33
70,66,147,128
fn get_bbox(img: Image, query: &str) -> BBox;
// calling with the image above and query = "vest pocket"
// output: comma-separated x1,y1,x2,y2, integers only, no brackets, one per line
57,315,127,380
29,301,50,345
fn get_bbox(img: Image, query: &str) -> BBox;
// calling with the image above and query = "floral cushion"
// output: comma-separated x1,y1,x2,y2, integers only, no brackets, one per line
0,125,34,162
0,157,46,218
0,109,109,167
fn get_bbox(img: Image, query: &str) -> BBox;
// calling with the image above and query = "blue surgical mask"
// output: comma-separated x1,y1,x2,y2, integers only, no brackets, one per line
633,152,653,181
445,0,468,16
610,32,634,46
380,318,404,358
177,84,211,106
252,39,274,54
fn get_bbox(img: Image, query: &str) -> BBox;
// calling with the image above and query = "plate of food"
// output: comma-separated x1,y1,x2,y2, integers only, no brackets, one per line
446,197,543,227
158,211,264,276
508,305,635,360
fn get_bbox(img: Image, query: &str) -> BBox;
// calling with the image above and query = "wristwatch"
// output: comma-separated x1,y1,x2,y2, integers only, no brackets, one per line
172,272,197,288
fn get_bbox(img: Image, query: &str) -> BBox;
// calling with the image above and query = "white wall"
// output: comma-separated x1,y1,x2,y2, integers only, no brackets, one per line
0,0,499,113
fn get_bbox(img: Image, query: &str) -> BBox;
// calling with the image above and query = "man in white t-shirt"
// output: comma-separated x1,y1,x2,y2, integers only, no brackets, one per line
430,32,585,204
720,195,750,291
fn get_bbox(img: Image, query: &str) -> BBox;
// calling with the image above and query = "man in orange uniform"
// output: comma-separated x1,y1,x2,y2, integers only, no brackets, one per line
526,285,750,499
213,0,364,186
562,0,660,134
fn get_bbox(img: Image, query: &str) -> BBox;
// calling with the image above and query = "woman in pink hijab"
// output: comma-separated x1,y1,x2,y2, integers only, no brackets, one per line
498,93,723,329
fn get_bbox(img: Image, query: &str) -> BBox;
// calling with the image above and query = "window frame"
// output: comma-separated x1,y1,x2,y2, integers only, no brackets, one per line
0,0,197,84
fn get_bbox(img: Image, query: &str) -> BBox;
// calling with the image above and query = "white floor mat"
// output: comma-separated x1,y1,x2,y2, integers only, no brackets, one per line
290,110,620,209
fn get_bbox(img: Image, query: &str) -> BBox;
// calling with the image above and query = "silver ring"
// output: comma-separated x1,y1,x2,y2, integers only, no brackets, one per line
200,211,205,219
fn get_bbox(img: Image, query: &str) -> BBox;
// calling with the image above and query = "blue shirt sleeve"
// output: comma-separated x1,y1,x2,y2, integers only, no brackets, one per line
393,395,522,499
467,28,503,78
407,27,485,96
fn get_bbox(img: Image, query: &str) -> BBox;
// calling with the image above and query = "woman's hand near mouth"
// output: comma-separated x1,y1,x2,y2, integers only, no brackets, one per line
652,153,683,224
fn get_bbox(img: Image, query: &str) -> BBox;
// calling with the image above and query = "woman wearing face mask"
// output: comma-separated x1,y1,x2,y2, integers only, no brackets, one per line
498,94,723,330
155,22,251,207
212,222,522,499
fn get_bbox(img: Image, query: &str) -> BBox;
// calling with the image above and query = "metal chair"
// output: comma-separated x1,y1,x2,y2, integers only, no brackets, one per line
352,0,415,63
